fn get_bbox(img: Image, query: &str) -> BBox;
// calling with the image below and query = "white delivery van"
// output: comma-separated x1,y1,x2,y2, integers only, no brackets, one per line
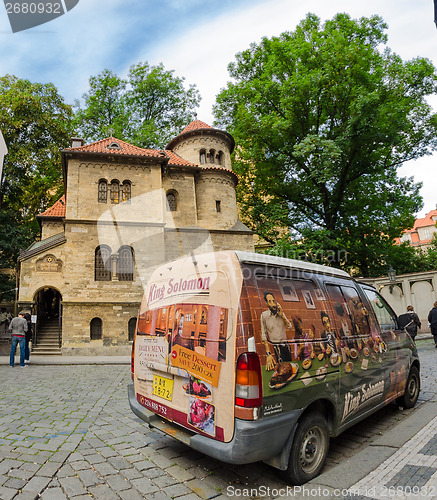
128,251,420,484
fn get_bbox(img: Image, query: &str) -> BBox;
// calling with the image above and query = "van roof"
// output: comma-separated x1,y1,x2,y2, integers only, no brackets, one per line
234,251,351,278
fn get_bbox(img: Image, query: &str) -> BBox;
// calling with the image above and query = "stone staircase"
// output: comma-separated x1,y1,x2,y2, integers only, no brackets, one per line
32,317,62,355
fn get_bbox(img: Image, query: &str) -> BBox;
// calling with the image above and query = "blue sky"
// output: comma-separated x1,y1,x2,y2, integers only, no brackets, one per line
0,0,436,217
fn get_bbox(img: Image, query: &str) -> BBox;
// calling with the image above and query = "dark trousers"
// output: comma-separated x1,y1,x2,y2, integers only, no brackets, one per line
25,339,30,361
431,325,437,345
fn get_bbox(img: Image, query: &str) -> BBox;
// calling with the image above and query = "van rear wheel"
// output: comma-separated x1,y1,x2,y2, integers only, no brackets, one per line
283,412,329,485
396,365,420,409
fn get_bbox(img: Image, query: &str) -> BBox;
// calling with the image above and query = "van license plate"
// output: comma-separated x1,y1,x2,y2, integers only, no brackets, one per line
152,375,174,401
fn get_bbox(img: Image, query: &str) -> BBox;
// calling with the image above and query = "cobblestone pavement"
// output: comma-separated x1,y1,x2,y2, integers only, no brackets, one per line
0,339,435,500
342,414,437,499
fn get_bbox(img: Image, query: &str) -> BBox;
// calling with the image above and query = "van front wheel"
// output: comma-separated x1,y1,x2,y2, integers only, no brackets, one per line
283,412,329,485
396,366,420,409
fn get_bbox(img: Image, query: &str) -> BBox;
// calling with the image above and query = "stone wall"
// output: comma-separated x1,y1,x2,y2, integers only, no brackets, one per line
61,302,137,356
359,270,437,332
195,170,238,229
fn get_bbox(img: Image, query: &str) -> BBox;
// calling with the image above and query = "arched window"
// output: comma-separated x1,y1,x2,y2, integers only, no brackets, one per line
121,181,131,203
128,318,136,342
166,191,177,211
117,246,134,281
199,149,206,164
98,180,108,203
209,149,215,164
95,245,111,281
110,180,120,204
90,318,102,340
217,151,223,165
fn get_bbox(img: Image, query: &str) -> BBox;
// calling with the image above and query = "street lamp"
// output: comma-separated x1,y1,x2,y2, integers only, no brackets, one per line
387,266,396,293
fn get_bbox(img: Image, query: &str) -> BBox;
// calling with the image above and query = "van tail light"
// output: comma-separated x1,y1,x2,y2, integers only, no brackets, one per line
235,352,263,408
131,334,135,380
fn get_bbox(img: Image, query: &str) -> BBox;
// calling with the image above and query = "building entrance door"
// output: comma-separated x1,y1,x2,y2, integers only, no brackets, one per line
32,287,62,352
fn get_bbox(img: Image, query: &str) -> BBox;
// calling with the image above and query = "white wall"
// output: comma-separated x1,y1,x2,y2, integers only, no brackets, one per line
360,270,437,332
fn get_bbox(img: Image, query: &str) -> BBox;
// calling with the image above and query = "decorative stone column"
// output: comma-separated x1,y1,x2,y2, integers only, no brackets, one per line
111,253,119,281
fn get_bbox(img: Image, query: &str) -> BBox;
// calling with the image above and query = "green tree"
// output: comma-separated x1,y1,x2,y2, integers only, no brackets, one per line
74,62,201,148
0,75,72,296
0,75,73,221
71,70,127,145
214,13,437,276
0,209,33,300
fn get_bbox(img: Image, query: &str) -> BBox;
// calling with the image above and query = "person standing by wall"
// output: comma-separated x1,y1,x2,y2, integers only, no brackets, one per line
398,305,421,341
428,301,437,348
8,311,28,367
23,312,32,364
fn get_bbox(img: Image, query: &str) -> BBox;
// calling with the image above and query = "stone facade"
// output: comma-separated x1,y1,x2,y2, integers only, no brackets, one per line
18,121,254,355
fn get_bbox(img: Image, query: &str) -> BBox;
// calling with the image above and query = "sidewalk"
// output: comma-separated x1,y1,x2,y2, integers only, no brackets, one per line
302,399,437,499
0,355,130,365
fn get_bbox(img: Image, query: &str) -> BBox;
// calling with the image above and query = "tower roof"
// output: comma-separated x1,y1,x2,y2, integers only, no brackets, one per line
180,120,214,134
166,120,235,153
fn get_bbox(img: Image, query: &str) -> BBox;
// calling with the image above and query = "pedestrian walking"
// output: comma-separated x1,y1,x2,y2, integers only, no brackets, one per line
8,311,28,367
23,312,32,364
398,305,421,340
428,301,437,348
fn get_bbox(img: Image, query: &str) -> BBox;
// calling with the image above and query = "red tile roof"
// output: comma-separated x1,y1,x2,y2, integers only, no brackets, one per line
166,119,235,153
65,137,167,159
64,137,196,167
404,210,437,233
395,209,437,245
180,120,213,134
414,210,437,228
38,195,66,218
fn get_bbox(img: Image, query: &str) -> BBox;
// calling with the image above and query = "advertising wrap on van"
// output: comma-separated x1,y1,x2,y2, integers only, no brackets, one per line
133,252,243,442
239,265,415,428
130,250,419,484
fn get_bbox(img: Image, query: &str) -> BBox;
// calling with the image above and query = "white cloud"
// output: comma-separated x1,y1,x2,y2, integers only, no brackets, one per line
150,0,437,216
0,0,436,216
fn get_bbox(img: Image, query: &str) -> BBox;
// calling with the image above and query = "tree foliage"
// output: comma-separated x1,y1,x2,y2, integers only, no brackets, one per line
214,13,437,276
0,209,33,300
0,75,72,297
73,62,201,148
0,75,73,219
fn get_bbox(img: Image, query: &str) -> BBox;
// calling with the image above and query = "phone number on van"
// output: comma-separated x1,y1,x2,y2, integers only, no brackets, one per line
137,394,168,416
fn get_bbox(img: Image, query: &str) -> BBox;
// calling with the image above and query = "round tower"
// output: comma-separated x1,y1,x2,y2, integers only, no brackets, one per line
166,120,235,171
166,120,239,230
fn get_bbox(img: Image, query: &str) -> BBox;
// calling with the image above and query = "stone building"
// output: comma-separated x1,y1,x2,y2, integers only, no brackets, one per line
18,120,254,355
395,209,437,250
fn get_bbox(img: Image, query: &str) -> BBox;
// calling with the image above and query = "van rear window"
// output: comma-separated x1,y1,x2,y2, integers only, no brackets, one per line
137,304,229,362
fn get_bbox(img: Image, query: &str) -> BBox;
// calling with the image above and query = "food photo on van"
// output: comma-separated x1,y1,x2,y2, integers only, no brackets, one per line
128,251,420,485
